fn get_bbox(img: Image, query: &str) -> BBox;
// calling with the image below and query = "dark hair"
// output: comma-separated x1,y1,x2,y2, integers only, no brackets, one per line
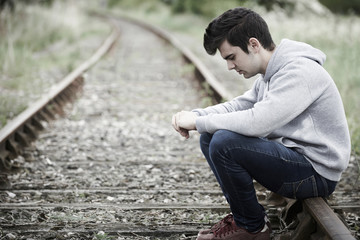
204,7,275,55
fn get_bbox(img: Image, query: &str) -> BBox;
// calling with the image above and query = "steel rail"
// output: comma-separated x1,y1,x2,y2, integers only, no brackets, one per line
114,15,356,240
0,28,119,170
304,198,356,240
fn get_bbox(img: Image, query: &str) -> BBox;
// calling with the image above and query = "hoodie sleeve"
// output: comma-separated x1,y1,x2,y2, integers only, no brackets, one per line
192,77,261,116
195,59,330,136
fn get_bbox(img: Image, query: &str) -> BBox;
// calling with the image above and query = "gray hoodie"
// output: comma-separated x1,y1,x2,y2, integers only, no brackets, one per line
193,39,351,181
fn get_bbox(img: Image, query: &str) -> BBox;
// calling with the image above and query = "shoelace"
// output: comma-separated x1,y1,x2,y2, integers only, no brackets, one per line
213,217,238,237
210,214,233,233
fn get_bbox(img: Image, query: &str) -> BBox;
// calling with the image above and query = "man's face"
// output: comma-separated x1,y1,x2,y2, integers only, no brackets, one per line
219,39,260,79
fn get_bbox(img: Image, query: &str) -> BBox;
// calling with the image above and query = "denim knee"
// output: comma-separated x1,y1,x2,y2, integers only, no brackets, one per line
207,130,240,161
200,133,212,155
208,129,247,151
208,130,227,157
200,133,212,147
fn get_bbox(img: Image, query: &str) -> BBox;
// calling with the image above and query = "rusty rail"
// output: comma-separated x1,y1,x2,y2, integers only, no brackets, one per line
0,28,119,171
303,198,355,240
114,15,356,240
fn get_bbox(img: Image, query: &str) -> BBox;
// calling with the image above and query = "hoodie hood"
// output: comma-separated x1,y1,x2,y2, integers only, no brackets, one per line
264,39,326,82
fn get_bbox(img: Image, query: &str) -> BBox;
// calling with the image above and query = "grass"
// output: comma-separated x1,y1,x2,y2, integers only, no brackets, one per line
0,0,111,128
104,0,360,156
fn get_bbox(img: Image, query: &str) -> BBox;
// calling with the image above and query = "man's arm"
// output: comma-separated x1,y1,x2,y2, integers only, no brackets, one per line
192,78,260,116
172,111,197,139
171,76,260,138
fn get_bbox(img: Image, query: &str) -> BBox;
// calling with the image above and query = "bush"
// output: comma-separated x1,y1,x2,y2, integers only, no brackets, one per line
319,0,360,14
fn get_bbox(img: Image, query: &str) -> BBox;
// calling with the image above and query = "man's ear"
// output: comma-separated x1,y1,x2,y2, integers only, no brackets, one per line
248,38,261,53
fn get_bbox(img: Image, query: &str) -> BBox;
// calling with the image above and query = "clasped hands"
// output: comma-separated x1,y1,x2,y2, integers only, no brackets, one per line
172,111,197,139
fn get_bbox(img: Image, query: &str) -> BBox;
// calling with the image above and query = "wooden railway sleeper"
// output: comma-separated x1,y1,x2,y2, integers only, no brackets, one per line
51,99,65,116
23,122,38,140
62,89,76,103
60,87,73,100
0,156,12,171
54,94,66,108
42,106,56,120
48,100,63,116
36,110,51,123
71,81,83,94
70,76,84,92
1,121,40,171
15,129,30,148
63,85,78,102
0,143,11,170
56,92,69,106
74,75,84,85
0,136,21,170
63,88,75,100
57,93,74,110
6,135,20,159
31,116,44,131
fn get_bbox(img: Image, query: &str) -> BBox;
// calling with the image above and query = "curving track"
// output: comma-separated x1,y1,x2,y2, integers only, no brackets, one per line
0,16,358,240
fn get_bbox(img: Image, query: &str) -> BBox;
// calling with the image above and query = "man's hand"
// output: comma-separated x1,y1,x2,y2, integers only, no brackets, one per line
172,111,197,139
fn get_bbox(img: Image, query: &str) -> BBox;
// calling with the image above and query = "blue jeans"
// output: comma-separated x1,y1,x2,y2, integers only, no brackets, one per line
200,130,337,232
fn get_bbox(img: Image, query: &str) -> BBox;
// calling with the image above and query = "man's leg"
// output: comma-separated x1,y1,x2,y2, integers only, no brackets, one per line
200,132,230,203
200,130,336,232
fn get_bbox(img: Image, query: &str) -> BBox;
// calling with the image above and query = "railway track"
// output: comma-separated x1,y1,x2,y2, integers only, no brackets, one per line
0,27,119,173
0,14,359,240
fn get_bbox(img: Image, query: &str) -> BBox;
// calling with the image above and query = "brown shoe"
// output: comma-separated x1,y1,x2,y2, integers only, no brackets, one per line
198,214,234,235
196,215,270,240
198,214,272,236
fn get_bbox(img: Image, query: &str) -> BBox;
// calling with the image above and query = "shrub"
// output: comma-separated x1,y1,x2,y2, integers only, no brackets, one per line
319,0,360,14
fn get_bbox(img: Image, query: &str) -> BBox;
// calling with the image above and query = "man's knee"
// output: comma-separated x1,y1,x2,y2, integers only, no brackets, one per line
200,132,213,156
209,130,255,160
200,132,212,145
211,129,248,146
208,130,238,155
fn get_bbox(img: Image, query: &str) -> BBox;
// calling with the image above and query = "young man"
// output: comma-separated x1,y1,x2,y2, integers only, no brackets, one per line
172,7,351,240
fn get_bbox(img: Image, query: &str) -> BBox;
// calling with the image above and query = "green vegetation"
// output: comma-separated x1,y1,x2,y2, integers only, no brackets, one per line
0,0,110,127
93,231,114,240
319,0,360,14
104,0,360,156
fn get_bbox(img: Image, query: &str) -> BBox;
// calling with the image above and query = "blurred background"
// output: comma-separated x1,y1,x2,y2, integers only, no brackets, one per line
0,0,359,158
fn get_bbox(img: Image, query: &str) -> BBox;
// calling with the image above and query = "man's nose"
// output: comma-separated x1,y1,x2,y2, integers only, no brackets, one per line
227,61,235,70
